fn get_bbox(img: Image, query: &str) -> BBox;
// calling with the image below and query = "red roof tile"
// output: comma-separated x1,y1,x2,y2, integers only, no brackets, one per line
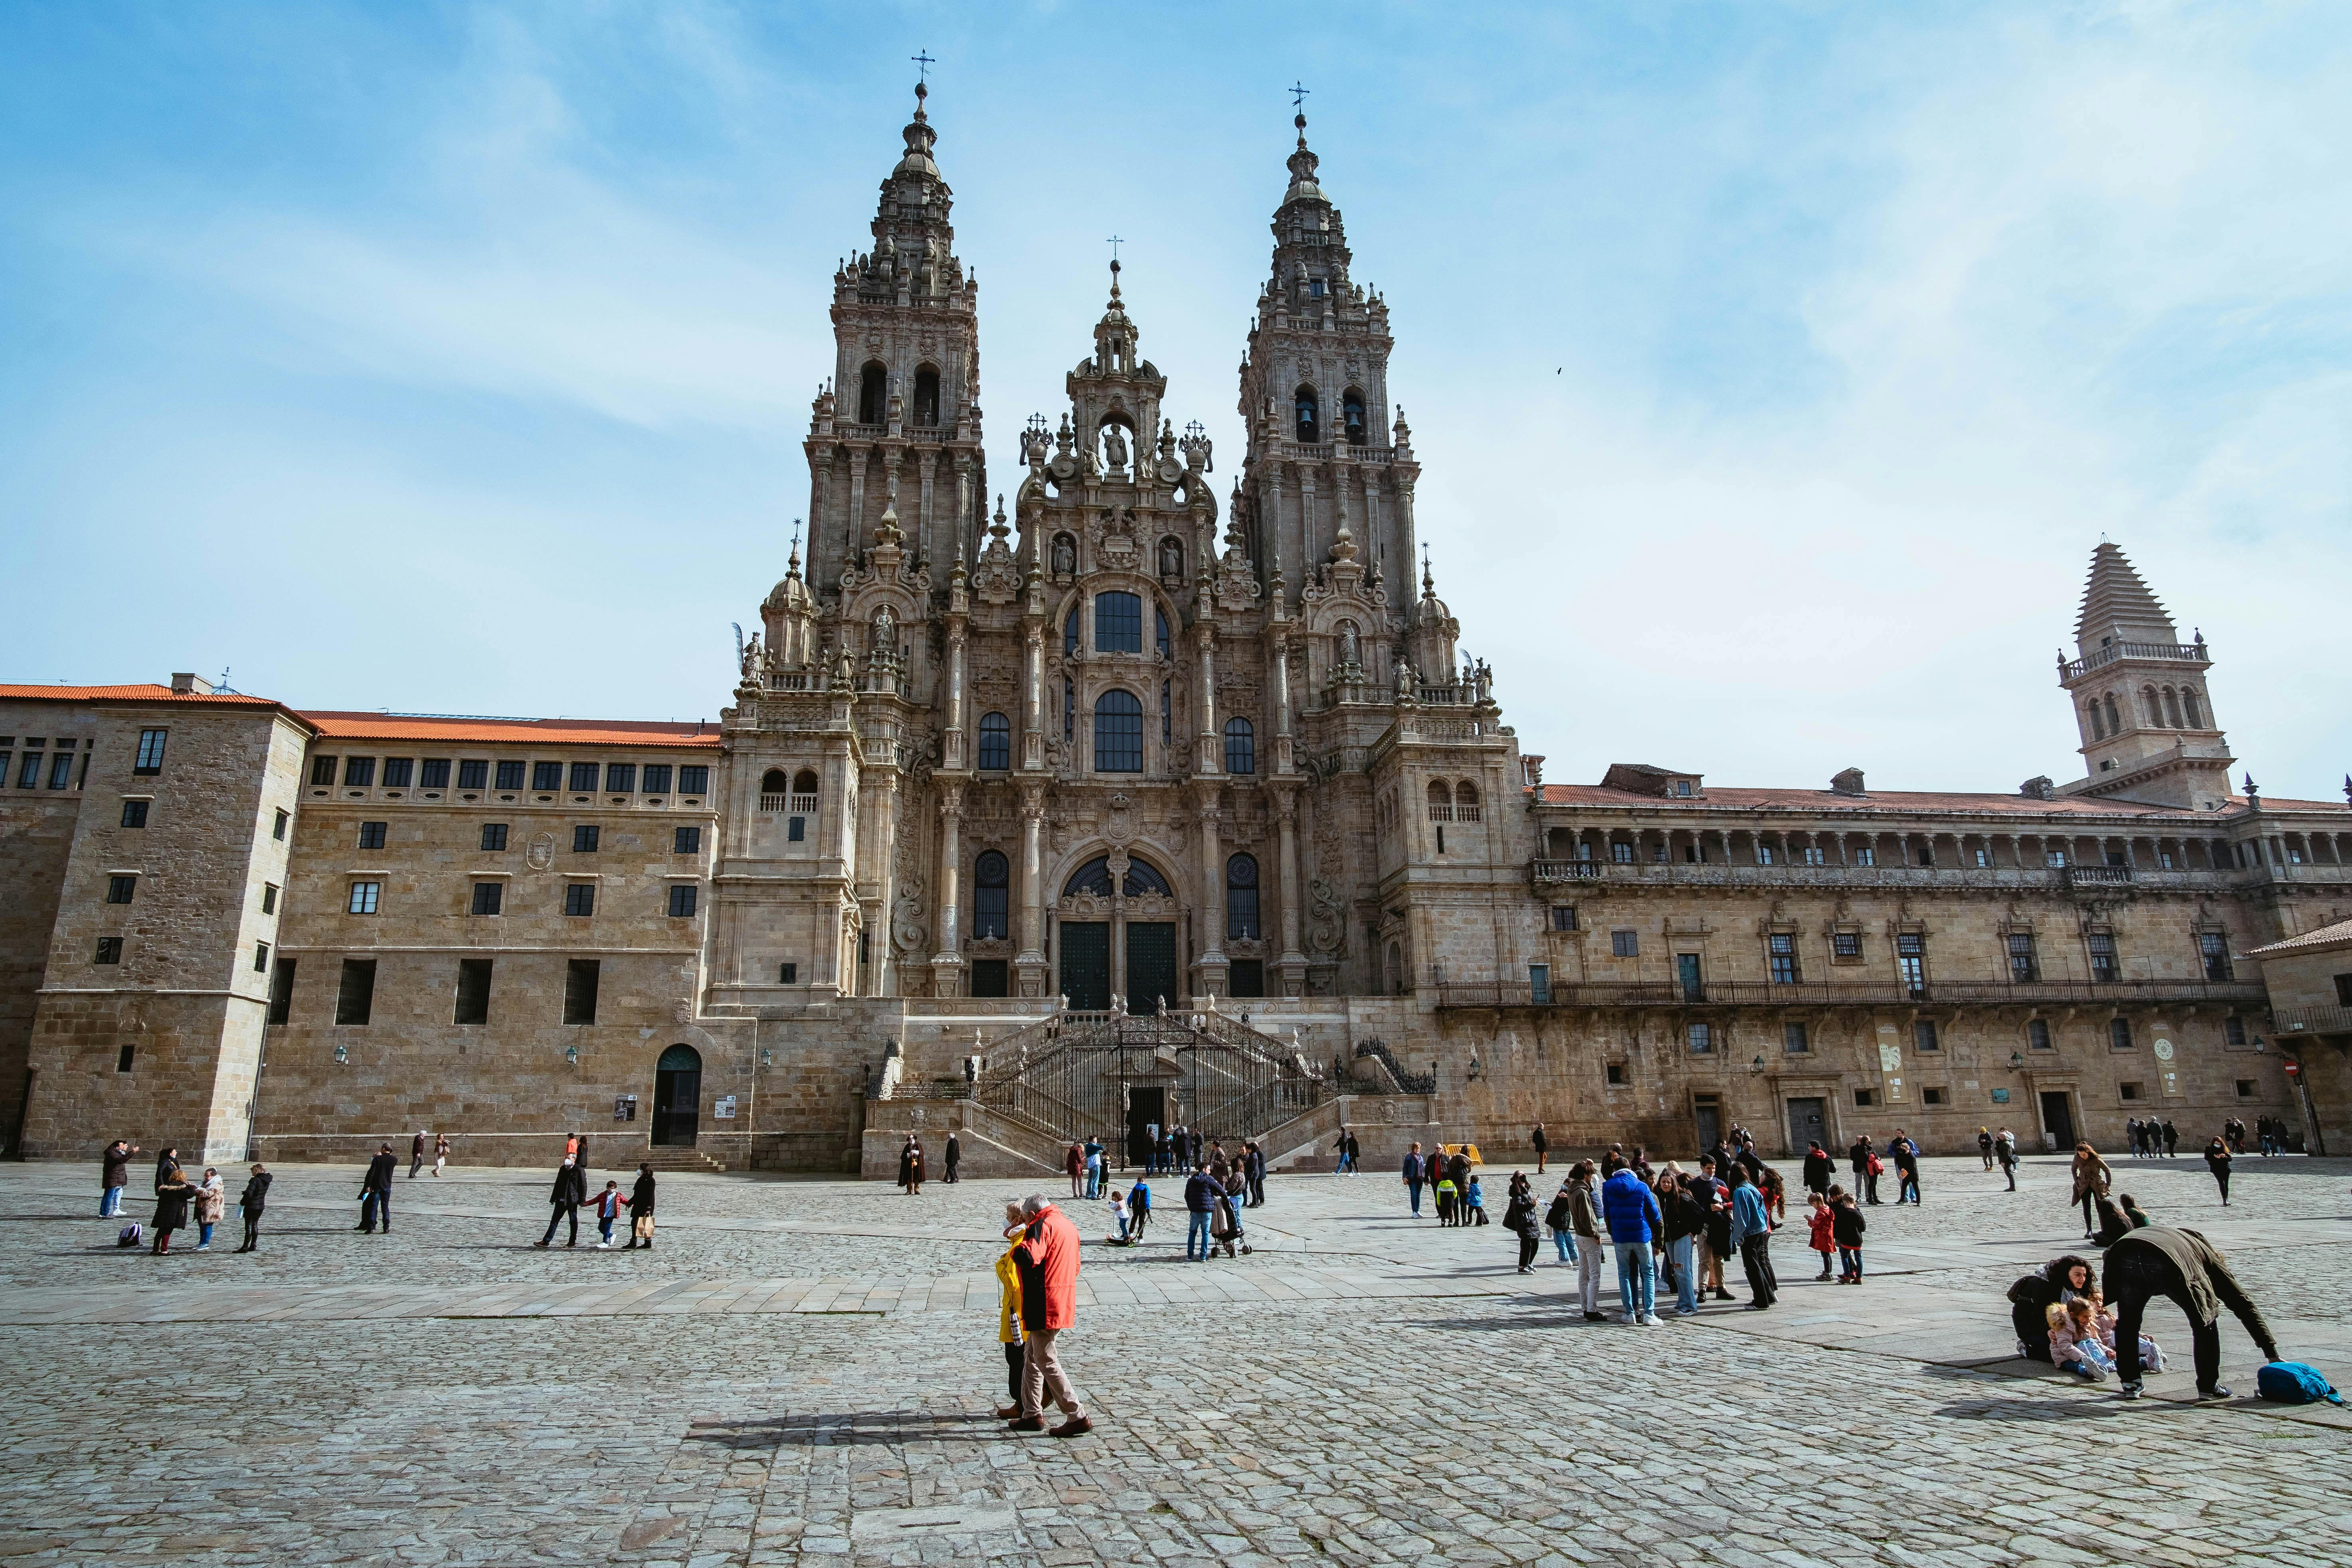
298,711,721,749
1523,782,2301,820
2245,917,2352,959
0,682,282,706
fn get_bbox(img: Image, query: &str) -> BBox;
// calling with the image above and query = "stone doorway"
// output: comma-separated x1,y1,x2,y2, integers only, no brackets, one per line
1126,922,1177,1016
1059,923,1111,1010
652,1043,702,1146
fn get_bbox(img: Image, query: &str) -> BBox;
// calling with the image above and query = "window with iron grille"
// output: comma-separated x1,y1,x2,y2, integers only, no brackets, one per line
2109,1017,2134,1051
2199,931,2232,981
2089,931,2119,982
1914,1020,1940,1051
2029,1018,2053,1050
2008,932,2039,982
1768,932,1800,984
974,851,1009,939
1784,1022,1809,1053
1226,854,1260,939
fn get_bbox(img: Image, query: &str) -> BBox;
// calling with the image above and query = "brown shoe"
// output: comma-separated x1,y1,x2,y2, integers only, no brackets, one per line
1005,1416,1045,1432
994,1405,1022,1420
1049,1416,1093,1438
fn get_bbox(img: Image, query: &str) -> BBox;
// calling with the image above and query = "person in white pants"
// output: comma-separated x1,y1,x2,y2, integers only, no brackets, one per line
1567,1160,1609,1321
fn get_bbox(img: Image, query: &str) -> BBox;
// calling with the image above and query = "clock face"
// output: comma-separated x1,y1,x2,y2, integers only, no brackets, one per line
2153,1039,2175,1061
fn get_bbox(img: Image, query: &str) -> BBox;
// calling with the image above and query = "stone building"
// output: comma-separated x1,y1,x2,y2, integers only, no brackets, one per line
5,88,2347,1171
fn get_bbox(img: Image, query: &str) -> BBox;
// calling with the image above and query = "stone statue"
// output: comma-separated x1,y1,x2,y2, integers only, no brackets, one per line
870,605,895,653
1101,422,1129,471
739,632,763,684
1052,534,1077,576
1337,620,1360,671
1159,536,1183,579
1474,658,1492,702
1394,653,1414,701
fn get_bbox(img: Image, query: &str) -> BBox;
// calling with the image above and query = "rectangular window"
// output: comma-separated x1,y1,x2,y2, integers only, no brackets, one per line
2224,1015,2248,1047
105,875,136,905
347,881,380,915
2198,931,2232,982
532,761,562,791
1799,846,1824,866
94,936,123,964
261,883,278,913
2088,932,2119,982
2029,1018,2052,1050
1922,1086,1946,1106
1549,905,1576,932
274,808,289,840
2007,932,2039,983
357,820,387,850
1063,678,1075,746
573,824,599,853
419,758,450,789
377,757,411,788
471,882,503,916
1974,848,1991,867
342,756,376,788
268,957,296,1025
1768,932,1800,984
1898,932,1927,998
1852,846,1876,866
454,958,493,1026
2046,849,2068,868
788,816,806,842
2109,1017,2134,1051
779,962,798,985
335,958,377,1025
1165,683,1176,749
2232,1078,2256,1097
1833,931,1861,959
1605,1063,1626,1086
642,763,672,794
668,884,698,917
1687,1022,1714,1054
677,765,709,795
563,958,600,1024
1854,1087,1876,1107
1611,929,1638,959
970,958,1007,998
674,826,700,854
481,823,509,851
2119,1081,2142,1101
253,941,270,973
1611,842,1635,864
605,763,635,793
563,883,596,917
1755,844,1775,866
16,749,40,790
134,728,167,773
1676,952,1703,1001
2339,974,2352,1006
568,762,599,793
1784,1021,1809,1054
457,759,489,790
1529,963,1551,1004
1914,1020,1940,1052
492,760,525,791
118,1043,135,1073
47,751,72,789
120,799,149,828
1094,590,1143,652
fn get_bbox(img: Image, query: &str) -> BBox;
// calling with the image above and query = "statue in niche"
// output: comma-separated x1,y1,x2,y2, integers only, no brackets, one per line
1101,422,1129,471
1393,653,1414,701
870,606,895,653
1159,536,1183,580
1052,533,1077,576
1336,620,1360,671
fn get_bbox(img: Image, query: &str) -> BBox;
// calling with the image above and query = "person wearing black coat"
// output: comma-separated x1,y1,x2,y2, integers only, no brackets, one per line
624,1163,657,1249
151,1172,194,1254
536,1156,588,1247
1504,1182,1540,1273
1800,1143,1833,1196
943,1131,960,1184
2104,1227,2281,1400
359,1144,398,1233
235,1164,272,1252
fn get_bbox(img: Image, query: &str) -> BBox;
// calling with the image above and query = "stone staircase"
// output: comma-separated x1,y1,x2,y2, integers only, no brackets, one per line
639,1146,728,1174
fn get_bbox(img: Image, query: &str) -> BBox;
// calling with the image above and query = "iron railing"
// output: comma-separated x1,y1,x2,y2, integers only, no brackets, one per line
1436,978,2269,1010
968,1010,1326,1150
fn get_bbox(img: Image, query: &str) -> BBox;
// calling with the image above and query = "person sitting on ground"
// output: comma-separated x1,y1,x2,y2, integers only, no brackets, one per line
2047,1299,2115,1382
2092,1193,2144,1248
2087,1285,2163,1373
2118,1193,2152,1231
2009,1254,2095,1361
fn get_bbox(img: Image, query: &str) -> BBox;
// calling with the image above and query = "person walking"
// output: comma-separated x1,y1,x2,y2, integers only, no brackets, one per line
1331,1128,1351,1174
194,1167,225,1250
944,1130,960,1184
1889,1132,1922,1205
1729,1165,1778,1309
1978,1127,1995,1170
1183,1163,1216,1262
1007,1194,1090,1437
235,1163,271,1252
2161,1120,2179,1157
2103,1226,2281,1401
1505,1176,1540,1274
536,1154,586,1247
409,1129,428,1179
432,1132,451,1177
150,1167,195,1254
1402,1142,1426,1218
1831,1185,1866,1282
1850,1135,1880,1204
1247,1142,1268,1207
1600,1156,1662,1326
2070,1143,2113,1238
623,1162,657,1249
589,1179,625,1248
992,1201,1029,1418
100,1139,138,1218
1567,1160,1607,1321
1995,1129,2019,1192
1530,1122,1549,1175
1800,1141,1833,1198
1345,1130,1361,1175
2204,1135,2233,1205
359,1142,397,1234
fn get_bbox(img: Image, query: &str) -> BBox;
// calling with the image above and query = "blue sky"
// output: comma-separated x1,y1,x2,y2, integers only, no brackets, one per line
4,2,2347,798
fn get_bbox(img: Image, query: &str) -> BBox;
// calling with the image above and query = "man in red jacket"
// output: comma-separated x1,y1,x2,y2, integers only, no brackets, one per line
1009,1194,1090,1437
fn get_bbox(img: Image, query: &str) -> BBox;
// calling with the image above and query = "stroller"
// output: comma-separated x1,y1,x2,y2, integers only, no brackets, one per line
1211,1188,1252,1258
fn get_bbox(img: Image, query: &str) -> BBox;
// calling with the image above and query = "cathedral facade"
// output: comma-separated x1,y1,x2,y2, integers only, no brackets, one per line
5,88,2348,1172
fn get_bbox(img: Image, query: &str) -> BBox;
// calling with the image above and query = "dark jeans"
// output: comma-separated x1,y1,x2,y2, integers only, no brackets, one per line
1838,1245,1862,1278
241,1214,262,1250
1003,1340,1024,1402
2081,1193,2100,1234
1741,1235,1778,1306
1861,1171,1881,1203
2108,1248,2224,1389
1249,1176,1266,1206
542,1203,579,1245
1517,1231,1539,1270
2214,1170,2231,1204
361,1188,390,1232
2001,1161,2016,1191
1897,1167,1920,1203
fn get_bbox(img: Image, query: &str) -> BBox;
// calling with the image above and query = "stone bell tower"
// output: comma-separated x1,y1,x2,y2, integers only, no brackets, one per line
2058,541,2235,809
803,80,987,593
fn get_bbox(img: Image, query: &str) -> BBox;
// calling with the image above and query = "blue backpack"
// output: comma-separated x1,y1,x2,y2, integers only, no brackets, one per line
2256,1362,2342,1406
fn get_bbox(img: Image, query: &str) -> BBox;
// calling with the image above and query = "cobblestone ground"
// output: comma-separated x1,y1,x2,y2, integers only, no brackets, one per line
3,1152,2347,1566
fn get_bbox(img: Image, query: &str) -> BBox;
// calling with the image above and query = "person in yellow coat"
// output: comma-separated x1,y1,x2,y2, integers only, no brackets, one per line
993,1200,1027,1417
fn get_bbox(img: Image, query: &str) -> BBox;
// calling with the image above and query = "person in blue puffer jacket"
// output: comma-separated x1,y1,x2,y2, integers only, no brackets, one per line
1600,1165,1664,1325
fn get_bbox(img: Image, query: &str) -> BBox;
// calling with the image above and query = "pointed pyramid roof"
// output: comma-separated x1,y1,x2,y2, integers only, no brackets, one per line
2073,542,2177,647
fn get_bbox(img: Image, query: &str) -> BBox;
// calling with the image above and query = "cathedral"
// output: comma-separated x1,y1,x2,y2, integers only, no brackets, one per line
5,85,2348,1175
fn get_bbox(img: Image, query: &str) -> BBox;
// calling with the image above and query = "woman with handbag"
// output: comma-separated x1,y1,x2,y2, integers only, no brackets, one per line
2070,1143,2113,1237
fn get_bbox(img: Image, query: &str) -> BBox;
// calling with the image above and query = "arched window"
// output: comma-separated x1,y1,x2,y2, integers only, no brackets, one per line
1065,857,1114,897
2163,688,2184,728
2104,693,2121,735
977,712,1011,771
857,362,887,425
1064,606,1080,658
2143,686,2164,727
1386,941,1404,996
790,770,819,813
1094,592,1142,653
912,365,940,427
1343,388,1367,445
1426,779,1452,809
2087,703,2106,741
1123,858,1172,896
1226,853,1260,939
1224,717,1256,775
974,850,1009,939
1455,779,1479,808
1294,385,1319,443
1063,855,1172,898
760,769,787,807
1155,607,1171,659
2182,686,2203,728
1093,689,1143,772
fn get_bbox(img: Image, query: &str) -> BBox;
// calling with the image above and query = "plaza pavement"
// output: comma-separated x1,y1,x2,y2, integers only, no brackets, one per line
2,1149,2346,1566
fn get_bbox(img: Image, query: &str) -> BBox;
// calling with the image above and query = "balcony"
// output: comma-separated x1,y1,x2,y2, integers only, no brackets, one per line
1530,859,1607,884
2065,866,2134,888
1436,978,2269,1010
2273,1004,2352,1036
2061,640,2211,680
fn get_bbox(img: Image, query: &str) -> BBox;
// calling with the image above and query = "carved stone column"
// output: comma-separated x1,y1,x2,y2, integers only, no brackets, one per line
1275,787,1307,996
933,783,964,991
1015,783,1049,996
1194,791,1228,996
1271,635,1295,776
1021,623,1045,769
1194,623,1219,776
943,618,967,770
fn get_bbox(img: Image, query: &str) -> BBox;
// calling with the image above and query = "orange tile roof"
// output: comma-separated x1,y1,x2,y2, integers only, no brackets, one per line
1525,782,2271,820
2245,917,2352,959
299,711,721,749
0,682,282,706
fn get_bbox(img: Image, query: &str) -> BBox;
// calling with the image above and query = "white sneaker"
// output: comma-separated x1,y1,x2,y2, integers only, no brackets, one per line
1640,1314,1663,1327
1621,1312,1638,1325
595,1241,610,1249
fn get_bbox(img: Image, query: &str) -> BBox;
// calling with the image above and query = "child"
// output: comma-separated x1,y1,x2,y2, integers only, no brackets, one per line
1434,1174,1459,1227
1830,1187,1866,1282
1806,1192,1835,1280
195,1167,225,1252
1465,1174,1489,1226
993,1202,1026,1418
589,1179,624,1248
1105,1187,1129,1244
1125,1179,1151,1242
2088,1288,2165,1372
2047,1300,2113,1381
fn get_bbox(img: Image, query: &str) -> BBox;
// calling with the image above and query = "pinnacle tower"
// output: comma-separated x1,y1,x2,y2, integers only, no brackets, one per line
2058,542,2234,809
